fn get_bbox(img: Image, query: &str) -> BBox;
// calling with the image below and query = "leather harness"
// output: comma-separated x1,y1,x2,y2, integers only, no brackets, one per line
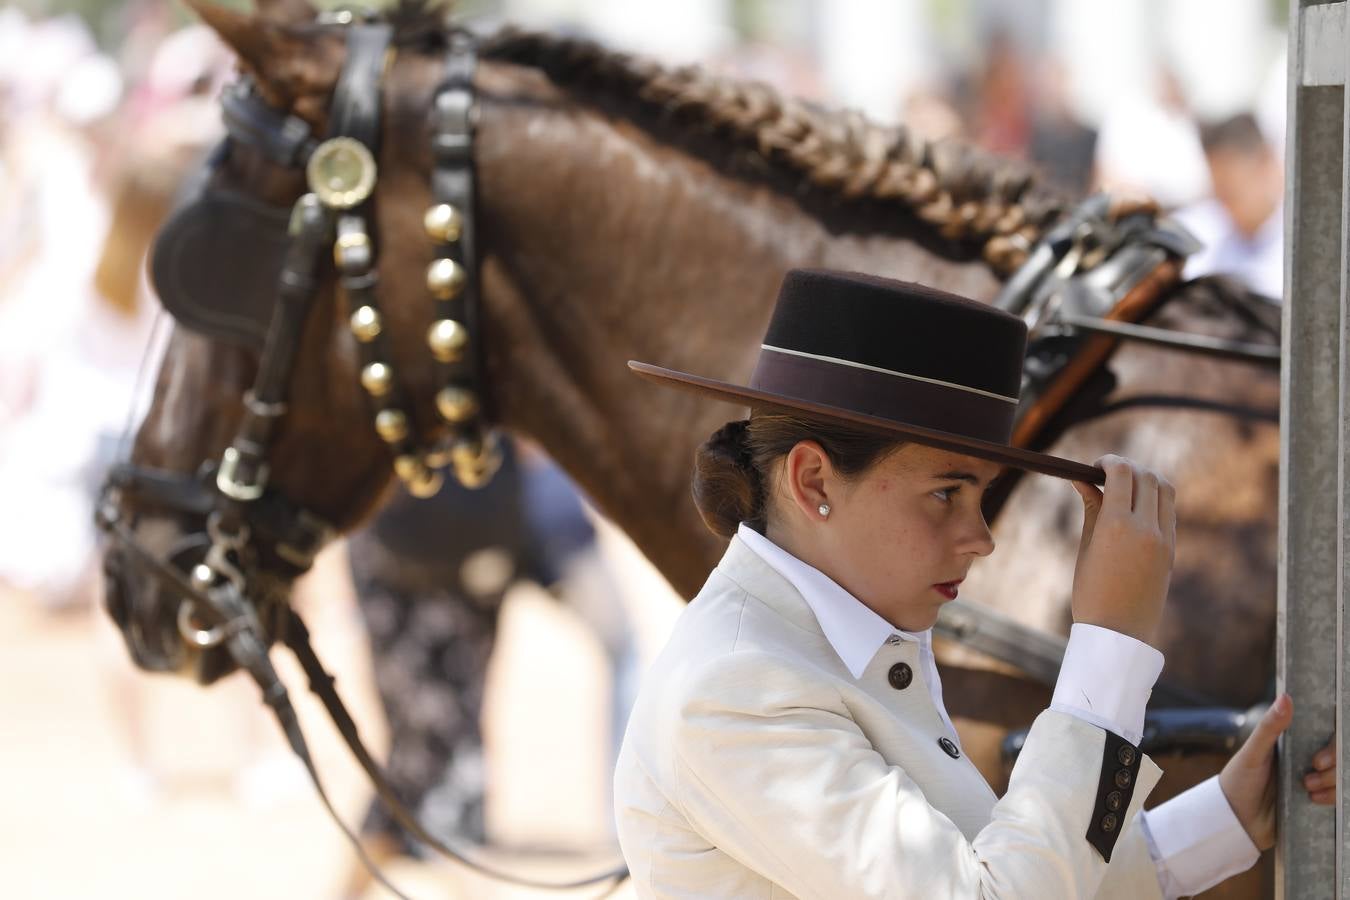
99,20,624,898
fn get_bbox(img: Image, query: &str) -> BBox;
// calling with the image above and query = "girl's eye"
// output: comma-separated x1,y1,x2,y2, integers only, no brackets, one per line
932,487,959,503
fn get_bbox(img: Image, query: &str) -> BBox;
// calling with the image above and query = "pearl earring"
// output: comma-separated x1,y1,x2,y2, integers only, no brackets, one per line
818,503,831,518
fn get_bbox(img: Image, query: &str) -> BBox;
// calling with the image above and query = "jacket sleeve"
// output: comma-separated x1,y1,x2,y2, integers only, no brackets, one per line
670,651,1163,900
1092,820,1166,900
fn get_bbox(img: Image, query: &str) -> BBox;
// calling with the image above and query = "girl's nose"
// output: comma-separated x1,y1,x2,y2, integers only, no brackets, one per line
963,514,995,558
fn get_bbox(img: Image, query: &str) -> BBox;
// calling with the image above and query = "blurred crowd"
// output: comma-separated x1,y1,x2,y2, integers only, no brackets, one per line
907,34,1285,302
0,4,231,605
0,0,1288,893
703,21,1286,302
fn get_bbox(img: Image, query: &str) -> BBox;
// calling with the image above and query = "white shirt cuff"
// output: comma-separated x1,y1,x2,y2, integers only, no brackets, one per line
1049,622,1164,745
1139,776,1261,899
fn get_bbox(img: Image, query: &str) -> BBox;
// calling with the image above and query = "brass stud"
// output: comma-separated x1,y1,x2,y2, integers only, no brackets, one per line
455,462,494,490
349,305,382,342
451,436,502,489
405,465,444,499
393,455,420,482
427,319,469,363
374,409,409,443
361,362,393,397
436,386,478,423
334,230,372,271
426,258,466,300
423,445,454,469
450,438,482,470
423,203,463,243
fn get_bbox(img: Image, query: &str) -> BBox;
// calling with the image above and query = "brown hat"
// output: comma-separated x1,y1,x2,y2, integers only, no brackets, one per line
628,268,1104,485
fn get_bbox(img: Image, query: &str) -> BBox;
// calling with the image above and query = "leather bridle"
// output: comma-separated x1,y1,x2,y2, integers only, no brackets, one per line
97,17,627,898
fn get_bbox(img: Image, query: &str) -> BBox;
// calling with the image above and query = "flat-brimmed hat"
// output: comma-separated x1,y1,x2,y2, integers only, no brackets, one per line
628,268,1105,485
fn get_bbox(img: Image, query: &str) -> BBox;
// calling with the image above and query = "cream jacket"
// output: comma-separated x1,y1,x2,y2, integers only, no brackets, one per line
614,535,1166,899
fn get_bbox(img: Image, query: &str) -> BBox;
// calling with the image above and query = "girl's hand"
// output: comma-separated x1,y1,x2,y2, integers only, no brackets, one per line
1219,695,1337,850
1069,455,1176,646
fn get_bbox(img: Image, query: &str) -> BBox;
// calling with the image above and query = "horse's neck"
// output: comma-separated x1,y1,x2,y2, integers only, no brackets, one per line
475,69,1000,595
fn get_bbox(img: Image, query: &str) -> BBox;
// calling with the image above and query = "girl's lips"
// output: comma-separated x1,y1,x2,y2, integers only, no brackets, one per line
932,581,962,600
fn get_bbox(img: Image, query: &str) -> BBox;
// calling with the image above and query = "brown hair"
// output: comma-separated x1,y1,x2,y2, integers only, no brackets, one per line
692,411,904,539
1199,112,1269,157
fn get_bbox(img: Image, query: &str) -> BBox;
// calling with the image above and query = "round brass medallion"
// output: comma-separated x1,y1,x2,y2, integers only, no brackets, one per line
306,137,378,210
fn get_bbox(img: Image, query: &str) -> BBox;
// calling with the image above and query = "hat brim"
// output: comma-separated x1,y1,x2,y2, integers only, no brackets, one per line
629,360,1105,486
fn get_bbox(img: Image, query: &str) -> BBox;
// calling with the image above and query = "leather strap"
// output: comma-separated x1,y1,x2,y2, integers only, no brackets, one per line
281,608,629,890
105,463,333,574
1012,258,1182,448
221,81,317,167
329,24,394,151
432,33,493,423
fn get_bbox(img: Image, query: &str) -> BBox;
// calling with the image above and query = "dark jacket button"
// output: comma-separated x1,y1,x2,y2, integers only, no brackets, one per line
1117,745,1137,767
1100,813,1118,833
1114,769,1133,790
1105,790,1123,812
938,737,960,759
887,662,913,690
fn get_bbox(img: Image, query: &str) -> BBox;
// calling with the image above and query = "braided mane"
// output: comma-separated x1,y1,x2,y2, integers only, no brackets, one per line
393,4,1069,275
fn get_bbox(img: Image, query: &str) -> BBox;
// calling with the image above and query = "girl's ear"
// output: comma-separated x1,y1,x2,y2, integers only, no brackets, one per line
783,441,832,518
187,0,345,125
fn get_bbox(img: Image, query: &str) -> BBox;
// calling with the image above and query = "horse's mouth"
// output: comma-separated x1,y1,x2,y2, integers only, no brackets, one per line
100,524,269,685
103,547,189,674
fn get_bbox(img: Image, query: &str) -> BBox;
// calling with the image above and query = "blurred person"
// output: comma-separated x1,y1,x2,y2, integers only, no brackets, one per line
1172,112,1284,301
0,12,125,603
1027,59,1097,196
1094,67,1210,209
971,30,1032,157
341,437,639,897
0,20,284,816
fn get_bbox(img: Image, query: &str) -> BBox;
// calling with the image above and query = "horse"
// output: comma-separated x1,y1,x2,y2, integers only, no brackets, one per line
102,2,1281,895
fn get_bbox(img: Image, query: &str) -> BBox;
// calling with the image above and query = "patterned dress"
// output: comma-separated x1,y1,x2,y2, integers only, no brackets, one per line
348,440,629,855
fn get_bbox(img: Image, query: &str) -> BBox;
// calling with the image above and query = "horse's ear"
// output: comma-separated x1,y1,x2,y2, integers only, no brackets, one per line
186,1,270,73
186,0,343,117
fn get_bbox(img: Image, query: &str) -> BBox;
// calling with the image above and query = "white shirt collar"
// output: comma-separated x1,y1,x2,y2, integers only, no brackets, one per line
736,523,931,679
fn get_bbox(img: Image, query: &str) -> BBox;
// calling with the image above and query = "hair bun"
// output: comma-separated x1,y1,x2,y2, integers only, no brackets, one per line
692,419,761,540
708,419,753,468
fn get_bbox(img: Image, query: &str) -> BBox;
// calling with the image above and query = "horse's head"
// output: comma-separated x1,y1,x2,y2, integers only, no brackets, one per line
101,0,499,681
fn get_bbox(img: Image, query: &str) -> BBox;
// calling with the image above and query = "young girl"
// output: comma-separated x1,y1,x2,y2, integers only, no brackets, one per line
615,268,1333,898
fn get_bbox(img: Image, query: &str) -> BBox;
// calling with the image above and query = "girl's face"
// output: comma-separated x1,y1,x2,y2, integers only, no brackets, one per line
768,442,1001,632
